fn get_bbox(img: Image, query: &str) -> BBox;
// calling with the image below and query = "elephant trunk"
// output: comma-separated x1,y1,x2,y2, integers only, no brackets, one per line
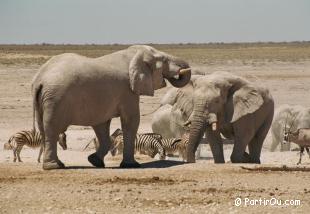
165,57,191,88
167,68,191,88
186,102,207,163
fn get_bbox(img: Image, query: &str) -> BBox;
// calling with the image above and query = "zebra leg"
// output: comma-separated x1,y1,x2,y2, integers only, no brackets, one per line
88,120,112,168
16,146,23,162
38,144,43,163
297,147,304,165
13,148,17,162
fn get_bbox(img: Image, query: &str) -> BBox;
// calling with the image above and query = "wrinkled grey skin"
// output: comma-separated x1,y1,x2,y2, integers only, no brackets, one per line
152,104,176,138
151,75,203,139
172,72,274,163
151,104,203,160
270,105,310,152
151,77,204,159
32,45,191,170
37,133,67,163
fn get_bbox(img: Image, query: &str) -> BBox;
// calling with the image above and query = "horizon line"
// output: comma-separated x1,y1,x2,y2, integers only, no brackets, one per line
1,40,310,46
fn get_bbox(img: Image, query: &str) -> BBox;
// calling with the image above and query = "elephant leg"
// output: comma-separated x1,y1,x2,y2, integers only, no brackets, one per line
231,137,250,163
88,120,112,168
119,99,141,168
195,144,201,160
42,130,65,170
248,108,273,164
40,106,66,170
206,130,225,163
231,120,255,163
306,147,310,159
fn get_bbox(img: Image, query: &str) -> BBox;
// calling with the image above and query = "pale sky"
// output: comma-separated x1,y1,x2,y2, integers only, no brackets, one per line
0,0,309,44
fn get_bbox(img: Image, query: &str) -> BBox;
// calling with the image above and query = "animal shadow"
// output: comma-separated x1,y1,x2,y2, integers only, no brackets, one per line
62,160,186,170
139,160,186,168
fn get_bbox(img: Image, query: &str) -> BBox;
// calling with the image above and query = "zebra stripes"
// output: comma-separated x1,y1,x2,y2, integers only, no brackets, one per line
7,130,67,163
111,133,166,160
108,131,191,161
159,134,190,161
160,138,182,156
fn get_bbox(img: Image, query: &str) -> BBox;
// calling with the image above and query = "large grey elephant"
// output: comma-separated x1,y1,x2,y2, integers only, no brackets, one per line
270,105,310,152
32,45,191,170
171,72,274,163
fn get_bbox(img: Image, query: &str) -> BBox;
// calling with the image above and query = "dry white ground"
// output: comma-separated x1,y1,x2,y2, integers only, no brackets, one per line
1,59,310,213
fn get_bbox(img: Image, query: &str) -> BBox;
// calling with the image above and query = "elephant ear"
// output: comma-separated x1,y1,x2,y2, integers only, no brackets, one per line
230,85,264,123
129,50,157,96
173,82,194,121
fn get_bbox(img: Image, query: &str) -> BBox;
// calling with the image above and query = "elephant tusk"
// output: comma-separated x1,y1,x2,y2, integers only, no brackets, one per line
183,120,191,127
179,68,191,75
211,122,217,131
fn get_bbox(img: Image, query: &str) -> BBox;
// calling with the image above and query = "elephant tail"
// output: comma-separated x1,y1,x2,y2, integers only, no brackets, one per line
32,84,43,133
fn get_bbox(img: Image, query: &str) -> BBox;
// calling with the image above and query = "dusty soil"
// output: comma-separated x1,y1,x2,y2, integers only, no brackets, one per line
1,45,310,213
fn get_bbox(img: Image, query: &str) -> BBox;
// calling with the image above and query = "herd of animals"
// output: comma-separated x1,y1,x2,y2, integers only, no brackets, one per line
2,45,310,169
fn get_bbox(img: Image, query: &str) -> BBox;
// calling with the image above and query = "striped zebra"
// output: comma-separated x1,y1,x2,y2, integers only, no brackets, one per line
7,130,67,163
160,138,183,157
111,132,166,160
83,128,123,156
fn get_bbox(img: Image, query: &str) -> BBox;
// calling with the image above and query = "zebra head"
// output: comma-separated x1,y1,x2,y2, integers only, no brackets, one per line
3,142,12,150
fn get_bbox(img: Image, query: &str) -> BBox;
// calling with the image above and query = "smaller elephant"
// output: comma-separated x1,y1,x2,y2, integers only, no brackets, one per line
152,104,188,139
270,104,310,152
171,72,274,163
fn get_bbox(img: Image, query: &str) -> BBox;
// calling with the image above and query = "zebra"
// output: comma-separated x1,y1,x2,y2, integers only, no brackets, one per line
160,138,183,157
7,130,67,163
111,132,166,160
83,128,123,156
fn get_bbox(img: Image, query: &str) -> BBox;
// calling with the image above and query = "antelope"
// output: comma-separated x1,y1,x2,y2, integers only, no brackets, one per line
283,114,310,165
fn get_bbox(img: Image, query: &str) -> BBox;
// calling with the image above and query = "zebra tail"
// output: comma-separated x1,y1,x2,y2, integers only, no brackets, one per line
7,136,14,149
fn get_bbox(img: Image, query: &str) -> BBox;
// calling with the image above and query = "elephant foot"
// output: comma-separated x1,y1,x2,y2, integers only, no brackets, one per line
244,152,261,164
120,160,141,168
249,157,261,164
186,153,196,163
243,152,251,162
43,160,65,170
88,153,105,168
213,156,225,163
231,152,260,164
231,152,250,163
